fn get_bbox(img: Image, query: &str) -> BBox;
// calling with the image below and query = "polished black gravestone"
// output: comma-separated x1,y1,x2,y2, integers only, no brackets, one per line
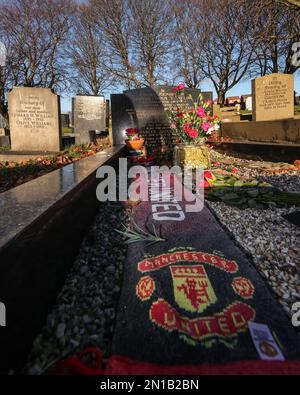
72,95,106,144
112,171,300,370
111,86,213,148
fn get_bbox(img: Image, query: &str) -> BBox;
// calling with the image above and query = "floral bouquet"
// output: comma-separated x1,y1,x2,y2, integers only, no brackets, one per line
168,84,221,145
125,128,143,141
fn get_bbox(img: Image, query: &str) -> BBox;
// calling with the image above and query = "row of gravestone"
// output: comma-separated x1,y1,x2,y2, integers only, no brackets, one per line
4,73,295,152
7,89,109,152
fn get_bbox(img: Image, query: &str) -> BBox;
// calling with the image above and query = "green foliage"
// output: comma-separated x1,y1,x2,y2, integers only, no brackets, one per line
205,173,300,209
115,220,166,246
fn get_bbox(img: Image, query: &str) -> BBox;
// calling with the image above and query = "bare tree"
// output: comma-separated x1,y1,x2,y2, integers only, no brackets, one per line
0,0,74,119
68,4,115,95
129,0,174,86
91,0,141,89
172,0,207,88
91,0,173,89
252,1,300,76
197,0,257,104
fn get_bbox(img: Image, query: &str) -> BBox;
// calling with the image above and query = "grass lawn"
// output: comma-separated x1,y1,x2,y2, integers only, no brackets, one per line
62,127,73,134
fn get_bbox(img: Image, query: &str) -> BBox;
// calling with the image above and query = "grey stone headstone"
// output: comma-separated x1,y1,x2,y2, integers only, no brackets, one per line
72,95,106,144
111,86,213,148
8,87,62,152
252,73,294,122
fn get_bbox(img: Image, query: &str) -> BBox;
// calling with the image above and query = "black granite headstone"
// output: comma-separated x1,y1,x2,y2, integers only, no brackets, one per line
60,114,70,129
73,95,106,144
111,86,213,148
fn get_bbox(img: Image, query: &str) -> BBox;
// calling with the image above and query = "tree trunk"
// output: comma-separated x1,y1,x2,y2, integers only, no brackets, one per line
217,90,226,105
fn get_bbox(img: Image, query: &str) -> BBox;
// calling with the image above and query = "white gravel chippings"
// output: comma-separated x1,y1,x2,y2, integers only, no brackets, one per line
24,201,130,375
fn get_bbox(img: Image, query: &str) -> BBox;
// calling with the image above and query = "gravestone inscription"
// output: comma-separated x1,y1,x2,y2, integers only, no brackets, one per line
73,95,106,144
8,87,61,152
252,73,294,121
111,86,213,147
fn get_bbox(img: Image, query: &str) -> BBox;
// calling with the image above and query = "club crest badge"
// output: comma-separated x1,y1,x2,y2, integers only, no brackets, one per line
136,276,156,301
170,265,217,314
135,249,256,348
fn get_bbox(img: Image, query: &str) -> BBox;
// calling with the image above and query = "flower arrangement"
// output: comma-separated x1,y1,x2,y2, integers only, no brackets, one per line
125,128,145,151
125,128,143,141
168,84,221,145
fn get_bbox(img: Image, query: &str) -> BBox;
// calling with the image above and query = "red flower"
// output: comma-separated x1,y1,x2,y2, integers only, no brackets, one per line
201,122,211,132
294,160,300,166
232,168,239,173
197,107,206,118
187,129,198,139
204,170,213,180
177,112,184,117
172,83,185,93
212,162,219,167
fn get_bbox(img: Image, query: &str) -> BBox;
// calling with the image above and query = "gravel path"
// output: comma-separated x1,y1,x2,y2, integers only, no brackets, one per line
24,201,130,375
208,201,300,317
207,154,300,319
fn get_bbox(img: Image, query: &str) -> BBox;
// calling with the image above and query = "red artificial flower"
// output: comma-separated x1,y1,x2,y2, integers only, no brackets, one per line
197,107,206,118
204,170,213,180
201,122,211,132
172,83,185,93
187,129,198,139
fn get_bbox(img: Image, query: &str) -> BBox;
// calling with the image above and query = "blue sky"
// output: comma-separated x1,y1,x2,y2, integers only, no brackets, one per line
60,74,300,113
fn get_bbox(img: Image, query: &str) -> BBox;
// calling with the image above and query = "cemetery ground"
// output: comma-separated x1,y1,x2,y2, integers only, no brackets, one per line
22,149,300,375
1,79,300,375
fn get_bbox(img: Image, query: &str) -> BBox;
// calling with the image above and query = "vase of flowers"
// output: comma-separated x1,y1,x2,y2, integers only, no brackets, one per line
168,84,221,169
125,128,145,151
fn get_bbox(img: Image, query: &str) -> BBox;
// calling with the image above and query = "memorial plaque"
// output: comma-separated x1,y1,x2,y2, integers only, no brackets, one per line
8,87,61,152
73,95,106,143
111,86,213,148
252,73,294,121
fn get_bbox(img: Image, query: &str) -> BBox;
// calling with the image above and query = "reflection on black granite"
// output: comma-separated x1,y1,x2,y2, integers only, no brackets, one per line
0,146,123,248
